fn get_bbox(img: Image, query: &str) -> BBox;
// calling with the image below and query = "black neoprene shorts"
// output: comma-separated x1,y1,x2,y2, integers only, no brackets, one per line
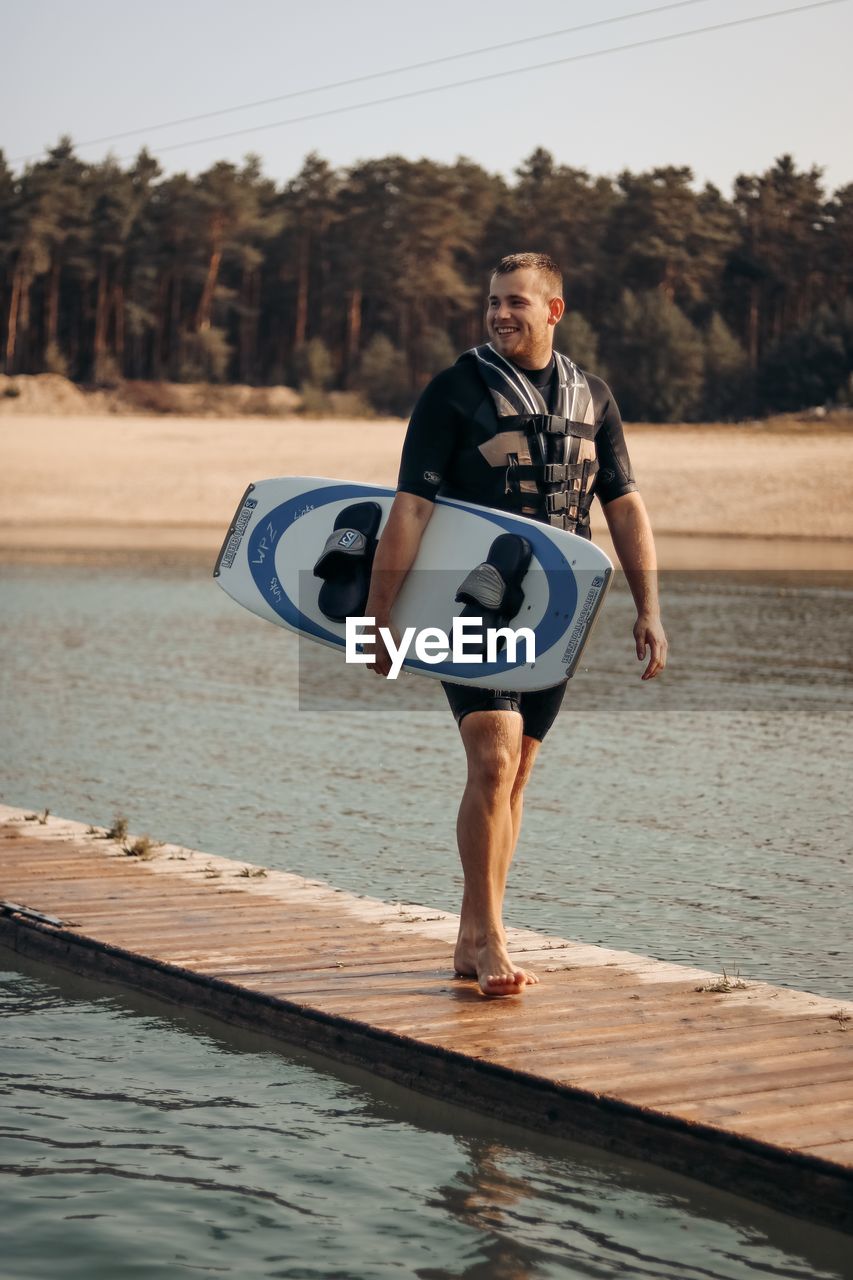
441,681,568,742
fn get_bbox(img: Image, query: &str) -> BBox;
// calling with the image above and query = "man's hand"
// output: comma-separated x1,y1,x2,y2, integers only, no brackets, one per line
362,492,434,680
602,493,667,681
634,612,668,680
367,619,398,679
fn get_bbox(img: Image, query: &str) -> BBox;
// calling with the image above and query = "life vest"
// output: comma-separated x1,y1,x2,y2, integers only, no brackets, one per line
465,343,599,536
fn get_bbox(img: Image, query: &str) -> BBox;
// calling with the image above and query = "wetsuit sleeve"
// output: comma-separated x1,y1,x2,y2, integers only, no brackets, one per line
396,369,459,502
592,379,638,506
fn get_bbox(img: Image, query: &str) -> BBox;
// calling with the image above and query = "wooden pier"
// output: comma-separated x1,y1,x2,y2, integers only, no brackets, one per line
1,803,851,1232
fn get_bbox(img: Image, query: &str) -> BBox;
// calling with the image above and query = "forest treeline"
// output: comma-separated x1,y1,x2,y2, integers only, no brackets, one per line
1,139,851,420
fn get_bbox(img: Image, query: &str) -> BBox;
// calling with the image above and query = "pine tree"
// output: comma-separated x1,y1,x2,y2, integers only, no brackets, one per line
731,157,829,368
759,305,852,412
511,149,616,317
559,312,599,372
703,313,751,419
609,290,704,421
603,167,737,327
0,150,17,368
4,138,87,374
356,334,410,415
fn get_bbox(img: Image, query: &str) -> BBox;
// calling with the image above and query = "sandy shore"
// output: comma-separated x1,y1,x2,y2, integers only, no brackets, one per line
2,414,852,569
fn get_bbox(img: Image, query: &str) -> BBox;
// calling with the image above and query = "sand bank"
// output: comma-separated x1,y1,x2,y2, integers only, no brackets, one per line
1,415,852,570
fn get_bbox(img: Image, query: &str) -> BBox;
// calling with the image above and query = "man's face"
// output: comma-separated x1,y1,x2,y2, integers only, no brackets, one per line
486,268,562,368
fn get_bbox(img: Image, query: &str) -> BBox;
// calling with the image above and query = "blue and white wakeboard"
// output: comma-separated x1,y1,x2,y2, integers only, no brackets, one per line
213,477,612,690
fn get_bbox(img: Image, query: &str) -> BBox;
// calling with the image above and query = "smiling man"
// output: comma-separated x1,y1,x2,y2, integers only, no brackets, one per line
364,252,667,997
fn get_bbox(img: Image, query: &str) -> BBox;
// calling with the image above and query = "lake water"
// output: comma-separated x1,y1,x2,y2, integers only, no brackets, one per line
1,556,851,1277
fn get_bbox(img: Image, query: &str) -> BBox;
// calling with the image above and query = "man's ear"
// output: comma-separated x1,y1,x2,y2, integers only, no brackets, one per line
548,297,566,326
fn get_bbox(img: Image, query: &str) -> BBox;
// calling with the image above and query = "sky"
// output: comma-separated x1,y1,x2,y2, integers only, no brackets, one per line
3,0,852,196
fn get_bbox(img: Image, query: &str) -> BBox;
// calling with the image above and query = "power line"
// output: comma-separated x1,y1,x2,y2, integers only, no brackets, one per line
113,0,846,165
11,0,719,161
12,0,848,168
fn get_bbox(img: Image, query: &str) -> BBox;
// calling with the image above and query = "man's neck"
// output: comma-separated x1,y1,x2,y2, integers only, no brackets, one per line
510,351,554,375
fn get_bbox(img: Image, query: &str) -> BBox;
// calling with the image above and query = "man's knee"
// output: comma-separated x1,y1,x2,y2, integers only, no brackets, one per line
470,747,520,795
462,714,522,794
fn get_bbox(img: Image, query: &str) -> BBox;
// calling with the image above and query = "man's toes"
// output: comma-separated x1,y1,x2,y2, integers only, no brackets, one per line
481,971,525,996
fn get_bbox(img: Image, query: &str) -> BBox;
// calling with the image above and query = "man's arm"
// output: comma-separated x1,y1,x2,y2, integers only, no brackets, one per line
602,491,668,680
364,491,435,677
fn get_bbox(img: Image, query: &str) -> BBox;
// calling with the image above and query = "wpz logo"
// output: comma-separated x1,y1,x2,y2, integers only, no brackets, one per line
251,520,280,566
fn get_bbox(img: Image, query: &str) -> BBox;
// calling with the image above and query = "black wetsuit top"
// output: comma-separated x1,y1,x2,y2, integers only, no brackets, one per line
397,354,637,528
397,351,637,735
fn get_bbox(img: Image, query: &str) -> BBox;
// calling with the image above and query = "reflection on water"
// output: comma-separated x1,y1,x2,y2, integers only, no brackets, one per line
1,956,849,1280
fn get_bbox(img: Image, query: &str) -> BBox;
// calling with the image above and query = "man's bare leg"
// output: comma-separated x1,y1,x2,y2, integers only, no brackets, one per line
452,711,541,996
508,733,542,865
456,731,541,934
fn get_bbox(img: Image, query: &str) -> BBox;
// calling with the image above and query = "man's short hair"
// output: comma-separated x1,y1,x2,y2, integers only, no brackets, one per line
492,252,563,299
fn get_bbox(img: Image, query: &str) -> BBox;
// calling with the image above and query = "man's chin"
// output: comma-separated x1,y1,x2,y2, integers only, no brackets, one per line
491,332,522,354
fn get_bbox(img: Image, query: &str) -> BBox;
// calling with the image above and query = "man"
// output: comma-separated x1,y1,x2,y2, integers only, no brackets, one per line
364,252,667,998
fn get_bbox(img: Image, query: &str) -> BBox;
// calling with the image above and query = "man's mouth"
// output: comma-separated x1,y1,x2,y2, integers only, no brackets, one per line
494,326,519,336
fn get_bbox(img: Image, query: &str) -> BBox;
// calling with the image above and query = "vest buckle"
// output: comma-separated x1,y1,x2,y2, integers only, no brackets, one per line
545,491,571,513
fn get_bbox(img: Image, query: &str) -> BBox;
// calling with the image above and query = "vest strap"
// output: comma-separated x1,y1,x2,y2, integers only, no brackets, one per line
545,492,576,514
505,461,587,485
544,461,588,483
550,510,592,531
542,416,597,441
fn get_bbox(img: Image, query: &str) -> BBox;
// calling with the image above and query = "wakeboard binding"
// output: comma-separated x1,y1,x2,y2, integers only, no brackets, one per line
313,501,382,622
454,532,533,655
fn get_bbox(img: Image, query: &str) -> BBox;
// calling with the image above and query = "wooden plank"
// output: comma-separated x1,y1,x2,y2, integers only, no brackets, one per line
802,1141,853,1161
1,803,852,1235
306,999,836,1051
552,1052,853,1103
675,1089,853,1123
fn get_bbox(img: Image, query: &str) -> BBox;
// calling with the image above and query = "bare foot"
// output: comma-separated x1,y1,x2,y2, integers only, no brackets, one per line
450,936,479,972
455,932,538,997
453,931,478,978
